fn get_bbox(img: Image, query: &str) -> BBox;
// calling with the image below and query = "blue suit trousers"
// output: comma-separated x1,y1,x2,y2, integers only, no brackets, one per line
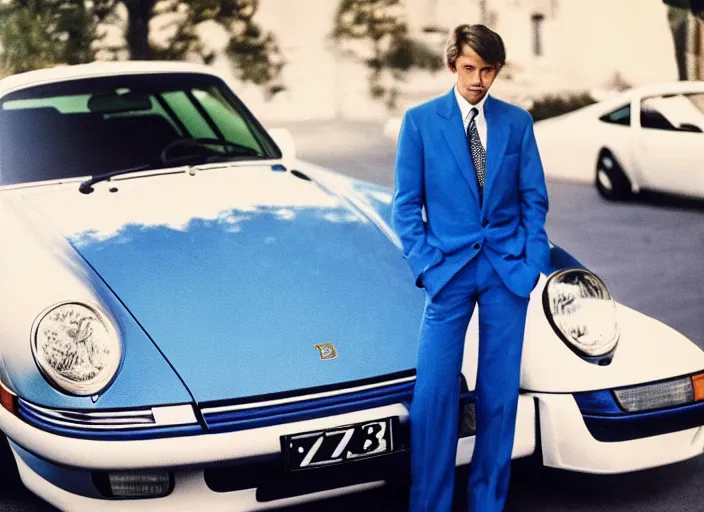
409,250,529,512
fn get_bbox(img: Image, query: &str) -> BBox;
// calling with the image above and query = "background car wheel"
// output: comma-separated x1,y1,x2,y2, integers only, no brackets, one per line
595,148,633,201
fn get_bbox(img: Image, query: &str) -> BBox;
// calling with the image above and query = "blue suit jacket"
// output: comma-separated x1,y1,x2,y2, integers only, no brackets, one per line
392,89,550,300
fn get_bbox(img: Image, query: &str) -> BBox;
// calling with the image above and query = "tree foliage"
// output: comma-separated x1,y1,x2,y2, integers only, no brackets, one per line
0,0,99,75
332,0,443,108
0,0,284,95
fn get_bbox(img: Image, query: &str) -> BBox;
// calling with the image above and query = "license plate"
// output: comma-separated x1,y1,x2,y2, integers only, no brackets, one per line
283,418,394,471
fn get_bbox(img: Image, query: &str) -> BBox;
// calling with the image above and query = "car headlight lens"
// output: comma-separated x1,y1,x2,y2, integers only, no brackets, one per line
543,269,619,357
32,302,121,396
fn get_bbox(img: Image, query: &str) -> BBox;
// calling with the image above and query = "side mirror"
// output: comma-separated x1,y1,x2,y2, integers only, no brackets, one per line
268,128,297,161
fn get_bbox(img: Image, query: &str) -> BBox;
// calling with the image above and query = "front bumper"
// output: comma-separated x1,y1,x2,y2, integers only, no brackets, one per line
1,402,410,470
14,452,389,512
3,392,537,511
6,403,409,512
531,392,704,474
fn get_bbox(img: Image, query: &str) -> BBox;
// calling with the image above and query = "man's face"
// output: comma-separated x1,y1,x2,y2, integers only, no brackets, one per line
451,44,500,105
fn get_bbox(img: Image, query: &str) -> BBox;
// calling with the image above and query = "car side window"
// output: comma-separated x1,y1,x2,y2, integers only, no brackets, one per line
640,94,704,133
599,105,630,126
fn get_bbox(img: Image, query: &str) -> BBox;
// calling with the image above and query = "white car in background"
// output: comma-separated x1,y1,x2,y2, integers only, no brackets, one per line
534,81,704,200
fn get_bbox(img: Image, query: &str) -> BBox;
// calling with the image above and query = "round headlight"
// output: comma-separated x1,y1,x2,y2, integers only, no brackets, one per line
542,269,619,357
31,302,121,396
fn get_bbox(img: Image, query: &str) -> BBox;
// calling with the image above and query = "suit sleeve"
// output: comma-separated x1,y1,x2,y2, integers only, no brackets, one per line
519,115,550,273
392,111,444,287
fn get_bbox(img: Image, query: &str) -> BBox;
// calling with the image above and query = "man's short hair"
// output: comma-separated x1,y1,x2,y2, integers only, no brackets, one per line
445,24,506,71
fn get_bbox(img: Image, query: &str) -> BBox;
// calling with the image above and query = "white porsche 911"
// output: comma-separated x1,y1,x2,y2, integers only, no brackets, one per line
0,63,703,512
533,81,704,200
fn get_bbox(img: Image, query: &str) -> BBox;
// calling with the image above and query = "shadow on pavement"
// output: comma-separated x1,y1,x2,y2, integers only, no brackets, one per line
503,455,704,512
607,190,704,213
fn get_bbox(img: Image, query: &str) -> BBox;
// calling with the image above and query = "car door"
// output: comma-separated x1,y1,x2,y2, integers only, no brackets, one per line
634,92,704,197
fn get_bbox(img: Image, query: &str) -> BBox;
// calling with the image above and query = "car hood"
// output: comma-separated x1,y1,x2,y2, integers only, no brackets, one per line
20,164,424,404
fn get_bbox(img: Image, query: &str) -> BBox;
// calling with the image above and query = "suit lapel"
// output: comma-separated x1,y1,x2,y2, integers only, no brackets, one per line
483,95,510,205
437,89,481,207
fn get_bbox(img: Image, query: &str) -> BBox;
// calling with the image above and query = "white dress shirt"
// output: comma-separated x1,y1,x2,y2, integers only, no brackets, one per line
454,85,488,149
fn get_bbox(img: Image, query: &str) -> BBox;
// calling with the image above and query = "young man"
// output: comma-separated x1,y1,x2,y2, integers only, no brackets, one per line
392,24,550,512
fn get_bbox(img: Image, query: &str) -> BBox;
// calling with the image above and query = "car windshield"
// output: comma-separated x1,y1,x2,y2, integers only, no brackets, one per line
0,73,280,186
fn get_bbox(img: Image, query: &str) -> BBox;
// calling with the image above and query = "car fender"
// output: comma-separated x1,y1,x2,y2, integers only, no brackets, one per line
460,275,704,393
0,191,192,409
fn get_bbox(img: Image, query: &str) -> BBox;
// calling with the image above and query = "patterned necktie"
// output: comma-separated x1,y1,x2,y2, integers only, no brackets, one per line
467,107,486,200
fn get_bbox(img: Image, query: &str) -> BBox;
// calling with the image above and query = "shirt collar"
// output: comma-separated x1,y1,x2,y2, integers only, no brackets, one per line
454,84,488,123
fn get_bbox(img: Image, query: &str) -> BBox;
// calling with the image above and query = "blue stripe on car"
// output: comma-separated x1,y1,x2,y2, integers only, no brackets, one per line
204,381,417,432
15,372,478,438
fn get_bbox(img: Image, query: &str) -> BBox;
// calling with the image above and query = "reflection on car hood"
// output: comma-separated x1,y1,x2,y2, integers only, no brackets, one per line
20,165,424,403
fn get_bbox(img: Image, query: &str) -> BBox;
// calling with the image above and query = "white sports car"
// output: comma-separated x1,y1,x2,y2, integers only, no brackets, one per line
533,81,704,200
0,63,703,512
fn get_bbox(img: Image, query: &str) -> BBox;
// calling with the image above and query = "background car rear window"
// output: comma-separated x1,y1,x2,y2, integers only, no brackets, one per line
640,94,704,133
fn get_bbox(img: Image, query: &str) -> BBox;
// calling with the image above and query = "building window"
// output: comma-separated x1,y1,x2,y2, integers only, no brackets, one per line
531,14,545,57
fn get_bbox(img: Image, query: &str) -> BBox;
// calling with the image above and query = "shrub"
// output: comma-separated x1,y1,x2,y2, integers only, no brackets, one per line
528,92,597,121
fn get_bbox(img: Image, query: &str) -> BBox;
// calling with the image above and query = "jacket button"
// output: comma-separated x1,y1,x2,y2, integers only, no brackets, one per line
473,243,481,250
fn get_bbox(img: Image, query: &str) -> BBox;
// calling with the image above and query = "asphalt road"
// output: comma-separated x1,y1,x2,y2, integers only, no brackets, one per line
2,119,703,511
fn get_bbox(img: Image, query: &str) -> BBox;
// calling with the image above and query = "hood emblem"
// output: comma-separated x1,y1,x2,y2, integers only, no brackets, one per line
314,343,338,360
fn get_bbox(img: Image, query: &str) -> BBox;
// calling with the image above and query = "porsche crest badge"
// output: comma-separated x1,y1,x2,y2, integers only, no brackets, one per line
314,343,338,360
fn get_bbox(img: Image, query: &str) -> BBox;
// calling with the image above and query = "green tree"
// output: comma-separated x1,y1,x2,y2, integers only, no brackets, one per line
0,0,99,75
332,0,443,108
0,0,284,95
151,0,285,95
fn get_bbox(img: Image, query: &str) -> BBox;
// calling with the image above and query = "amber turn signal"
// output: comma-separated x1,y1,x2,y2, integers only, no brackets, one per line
691,374,704,402
0,381,17,415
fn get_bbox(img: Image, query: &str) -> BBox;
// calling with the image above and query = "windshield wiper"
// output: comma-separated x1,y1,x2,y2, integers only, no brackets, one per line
78,163,155,194
78,138,263,194
159,137,263,165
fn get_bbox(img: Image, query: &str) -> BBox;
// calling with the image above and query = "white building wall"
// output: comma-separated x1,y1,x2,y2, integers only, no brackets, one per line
216,0,680,122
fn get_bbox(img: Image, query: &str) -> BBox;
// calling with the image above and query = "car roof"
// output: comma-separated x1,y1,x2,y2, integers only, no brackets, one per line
559,80,704,120
0,61,221,96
